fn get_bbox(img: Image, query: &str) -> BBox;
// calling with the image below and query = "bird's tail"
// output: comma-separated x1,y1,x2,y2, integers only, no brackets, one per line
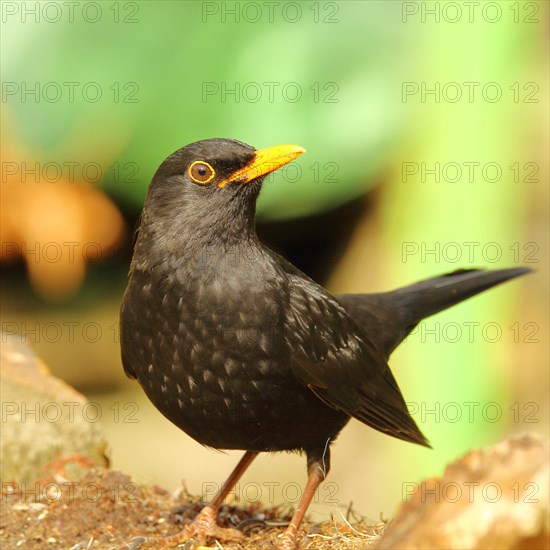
338,267,531,357
391,267,531,348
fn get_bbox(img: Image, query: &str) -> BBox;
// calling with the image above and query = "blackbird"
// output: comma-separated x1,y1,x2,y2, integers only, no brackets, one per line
120,138,529,549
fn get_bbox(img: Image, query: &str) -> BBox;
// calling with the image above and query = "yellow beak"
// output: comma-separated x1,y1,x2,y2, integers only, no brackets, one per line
218,144,306,188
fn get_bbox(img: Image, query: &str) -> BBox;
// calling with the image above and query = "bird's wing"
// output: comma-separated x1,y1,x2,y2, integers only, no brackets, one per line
275,255,429,447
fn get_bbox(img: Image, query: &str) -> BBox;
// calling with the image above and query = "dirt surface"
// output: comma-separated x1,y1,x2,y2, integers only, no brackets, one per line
0,469,384,549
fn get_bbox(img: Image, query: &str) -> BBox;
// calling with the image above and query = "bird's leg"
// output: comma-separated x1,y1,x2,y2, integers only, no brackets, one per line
278,446,331,550
131,451,258,549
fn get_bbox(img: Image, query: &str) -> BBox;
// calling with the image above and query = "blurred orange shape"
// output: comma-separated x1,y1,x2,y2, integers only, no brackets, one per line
1,179,125,301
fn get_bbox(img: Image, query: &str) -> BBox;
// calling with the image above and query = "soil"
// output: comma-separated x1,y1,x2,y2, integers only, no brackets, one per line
0,469,384,549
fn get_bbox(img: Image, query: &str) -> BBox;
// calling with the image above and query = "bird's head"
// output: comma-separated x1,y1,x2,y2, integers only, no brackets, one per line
152,138,304,193
136,139,306,260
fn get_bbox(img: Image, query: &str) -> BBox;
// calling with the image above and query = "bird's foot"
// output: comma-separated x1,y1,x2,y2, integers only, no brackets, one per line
277,529,297,550
128,505,244,549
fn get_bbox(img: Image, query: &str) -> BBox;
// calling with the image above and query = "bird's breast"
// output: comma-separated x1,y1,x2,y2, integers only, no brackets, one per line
121,258,331,449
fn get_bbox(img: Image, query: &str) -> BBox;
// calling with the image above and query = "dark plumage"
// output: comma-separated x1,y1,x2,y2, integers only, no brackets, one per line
120,138,529,549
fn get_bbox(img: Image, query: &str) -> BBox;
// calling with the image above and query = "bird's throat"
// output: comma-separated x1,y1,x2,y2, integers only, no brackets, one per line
132,196,261,277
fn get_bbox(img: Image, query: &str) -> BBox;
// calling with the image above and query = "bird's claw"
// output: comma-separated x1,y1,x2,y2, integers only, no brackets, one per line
277,533,297,550
126,509,244,548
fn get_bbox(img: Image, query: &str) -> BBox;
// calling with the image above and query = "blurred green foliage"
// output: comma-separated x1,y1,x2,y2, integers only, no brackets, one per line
379,3,546,476
2,1,413,220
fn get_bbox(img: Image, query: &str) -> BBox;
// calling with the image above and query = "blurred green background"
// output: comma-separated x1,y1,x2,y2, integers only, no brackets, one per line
1,0,548,523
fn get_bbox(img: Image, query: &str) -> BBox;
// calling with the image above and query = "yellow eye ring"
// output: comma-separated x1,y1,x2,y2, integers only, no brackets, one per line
188,161,215,184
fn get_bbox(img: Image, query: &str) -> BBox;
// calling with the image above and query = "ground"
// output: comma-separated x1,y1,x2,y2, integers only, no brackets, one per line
0,469,384,549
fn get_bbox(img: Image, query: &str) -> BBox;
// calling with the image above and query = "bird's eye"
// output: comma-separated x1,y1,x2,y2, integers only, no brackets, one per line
188,161,215,184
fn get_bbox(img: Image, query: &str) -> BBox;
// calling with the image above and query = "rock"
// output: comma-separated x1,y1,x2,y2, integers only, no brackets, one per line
0,333,109,485
377,434,549,550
